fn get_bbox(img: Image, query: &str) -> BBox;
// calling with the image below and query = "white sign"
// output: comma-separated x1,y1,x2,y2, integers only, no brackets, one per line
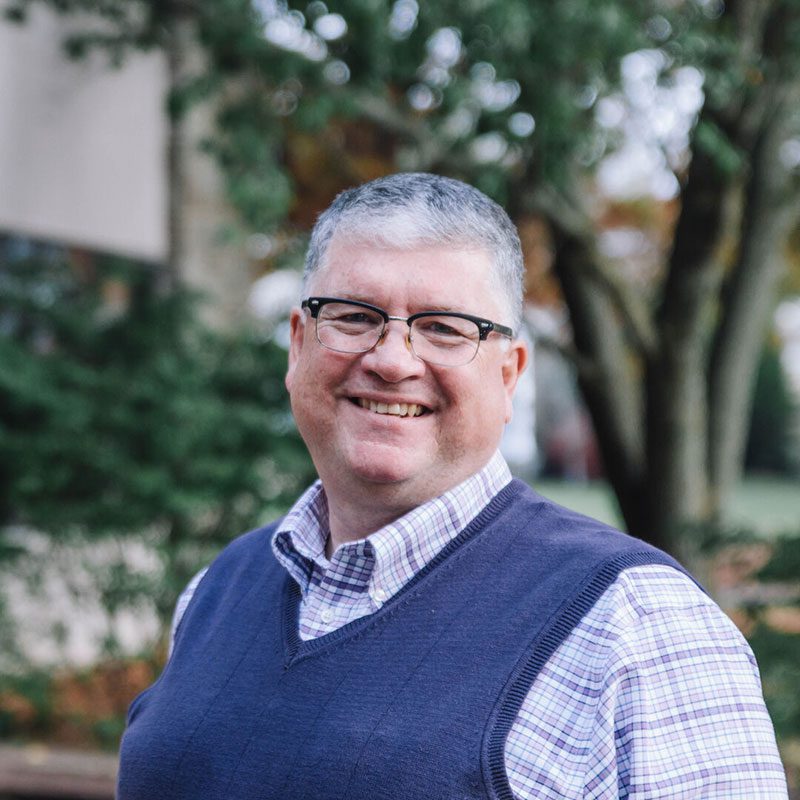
0,8,168,261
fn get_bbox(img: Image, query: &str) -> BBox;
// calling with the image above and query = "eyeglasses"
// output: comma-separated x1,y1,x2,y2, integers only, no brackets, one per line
301,296,514,367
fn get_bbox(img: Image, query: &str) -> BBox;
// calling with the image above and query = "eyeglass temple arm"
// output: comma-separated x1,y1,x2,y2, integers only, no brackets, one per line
478,320,514,340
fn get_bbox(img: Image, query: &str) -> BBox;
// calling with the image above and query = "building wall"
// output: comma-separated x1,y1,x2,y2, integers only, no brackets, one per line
0,7,168,261
0,7,254,325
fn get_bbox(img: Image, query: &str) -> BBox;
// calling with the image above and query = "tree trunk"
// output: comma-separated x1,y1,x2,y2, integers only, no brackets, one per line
708,95,800,511
637,136,740,548
643,343,710,552
163,13,195,292
551,229,650,540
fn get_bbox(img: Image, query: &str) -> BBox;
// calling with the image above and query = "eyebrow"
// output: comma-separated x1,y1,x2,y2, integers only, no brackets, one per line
326,293,472,315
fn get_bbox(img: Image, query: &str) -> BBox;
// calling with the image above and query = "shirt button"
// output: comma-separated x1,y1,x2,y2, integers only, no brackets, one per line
320,608,334,624
372,588,388,603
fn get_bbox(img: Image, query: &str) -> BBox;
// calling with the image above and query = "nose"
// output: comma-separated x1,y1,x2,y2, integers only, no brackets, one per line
359,320,425,381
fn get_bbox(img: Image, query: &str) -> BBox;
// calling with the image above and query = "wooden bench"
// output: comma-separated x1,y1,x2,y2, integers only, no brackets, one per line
0,744,116,799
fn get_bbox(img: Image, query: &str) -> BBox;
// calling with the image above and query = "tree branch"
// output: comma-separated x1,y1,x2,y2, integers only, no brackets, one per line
526,328,599,382
531,184,658,357
351,91,467,173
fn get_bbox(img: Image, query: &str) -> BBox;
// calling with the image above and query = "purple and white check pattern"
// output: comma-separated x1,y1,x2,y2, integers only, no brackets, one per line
272,452,506,639
173,452,788,798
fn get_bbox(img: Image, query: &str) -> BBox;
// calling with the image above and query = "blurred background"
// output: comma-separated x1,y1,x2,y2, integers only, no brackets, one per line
1,0,799,795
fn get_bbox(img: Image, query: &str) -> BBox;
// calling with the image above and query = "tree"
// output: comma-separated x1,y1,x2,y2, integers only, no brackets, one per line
546,0,800,551
0,250,314,623
6,0,800,554
746,342,798,474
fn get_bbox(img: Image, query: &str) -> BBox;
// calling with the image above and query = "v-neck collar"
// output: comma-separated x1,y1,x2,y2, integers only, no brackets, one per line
279,480,525,667
273,453,513,637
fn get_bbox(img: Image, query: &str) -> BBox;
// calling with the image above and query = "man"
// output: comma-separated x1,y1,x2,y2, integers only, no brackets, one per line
118,173,788,799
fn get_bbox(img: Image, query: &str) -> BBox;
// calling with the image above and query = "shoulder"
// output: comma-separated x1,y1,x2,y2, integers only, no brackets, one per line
515,564,786,797
519,563,764,753
508,481,682,563
197,518,287,590
214,519,284,563
184,519,285,591
574,566,772,755
577,565,786,795
497,483,693,605
169,518,284,650
595,562,716,619
538,564,727,689
573,564,752,670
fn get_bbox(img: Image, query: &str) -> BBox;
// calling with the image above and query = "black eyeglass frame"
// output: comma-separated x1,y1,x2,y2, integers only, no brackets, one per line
301,296,515,343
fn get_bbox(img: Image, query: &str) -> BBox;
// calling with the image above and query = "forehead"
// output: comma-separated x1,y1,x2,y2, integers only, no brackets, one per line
312,238,500,312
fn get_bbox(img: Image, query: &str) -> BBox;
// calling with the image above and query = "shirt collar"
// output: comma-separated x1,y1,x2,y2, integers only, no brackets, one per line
272,451,512,600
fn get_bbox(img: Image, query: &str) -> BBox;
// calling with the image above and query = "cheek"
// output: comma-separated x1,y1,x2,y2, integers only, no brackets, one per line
288,350,348,417
285,352,318,422
285,360,296,395
463,366,511,429
439,375,488,429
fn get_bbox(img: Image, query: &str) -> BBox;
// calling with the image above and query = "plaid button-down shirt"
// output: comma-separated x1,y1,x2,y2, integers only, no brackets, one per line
174,452,787,798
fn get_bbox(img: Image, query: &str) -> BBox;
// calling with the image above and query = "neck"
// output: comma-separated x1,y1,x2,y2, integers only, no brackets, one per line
324,496,415,558
318,457,501,558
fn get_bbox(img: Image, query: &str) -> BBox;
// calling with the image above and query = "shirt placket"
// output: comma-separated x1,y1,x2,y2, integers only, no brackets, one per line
299,541,376,639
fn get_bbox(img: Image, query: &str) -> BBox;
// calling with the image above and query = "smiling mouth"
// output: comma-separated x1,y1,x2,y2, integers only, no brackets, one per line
352,398,428,417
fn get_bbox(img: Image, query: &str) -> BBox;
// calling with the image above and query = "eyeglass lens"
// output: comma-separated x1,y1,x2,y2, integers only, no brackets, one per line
315,301,481,366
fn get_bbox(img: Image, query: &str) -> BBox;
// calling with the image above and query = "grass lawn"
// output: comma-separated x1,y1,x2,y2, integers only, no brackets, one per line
533,474,800,537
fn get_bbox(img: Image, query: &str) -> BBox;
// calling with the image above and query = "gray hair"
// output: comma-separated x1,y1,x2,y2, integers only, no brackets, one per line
303,173,524,333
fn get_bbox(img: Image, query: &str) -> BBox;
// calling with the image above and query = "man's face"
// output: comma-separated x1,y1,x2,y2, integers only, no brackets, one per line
285,238,527,521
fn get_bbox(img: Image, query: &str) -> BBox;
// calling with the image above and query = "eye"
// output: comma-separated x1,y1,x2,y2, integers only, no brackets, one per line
414,315,478,343
334,311,373,324
426,321,463,337
318,303,383,335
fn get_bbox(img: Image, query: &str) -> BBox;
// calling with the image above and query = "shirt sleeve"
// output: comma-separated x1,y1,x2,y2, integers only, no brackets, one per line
167,566,208,658
505,565,788,799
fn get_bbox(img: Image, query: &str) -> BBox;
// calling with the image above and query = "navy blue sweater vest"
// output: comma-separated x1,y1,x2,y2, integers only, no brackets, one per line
118,481,689,800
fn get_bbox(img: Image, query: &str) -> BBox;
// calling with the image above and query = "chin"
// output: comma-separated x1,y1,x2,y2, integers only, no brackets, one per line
348,460,416,486
341,449,427,490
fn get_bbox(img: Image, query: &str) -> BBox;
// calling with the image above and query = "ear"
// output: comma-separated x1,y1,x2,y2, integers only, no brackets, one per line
284,307,307,393
500,339,529,424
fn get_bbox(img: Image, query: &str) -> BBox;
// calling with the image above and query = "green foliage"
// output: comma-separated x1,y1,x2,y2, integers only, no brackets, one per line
92,715,127,747
694,118,745,176
1,259,306,531
757,535,800,583
4,0,722,222
0,669,53,740
0,250,314,620
699,526,800,741
748,623,800,740
0,594,25,675
0,656,162,747
745,343,798,476
8,0,800,267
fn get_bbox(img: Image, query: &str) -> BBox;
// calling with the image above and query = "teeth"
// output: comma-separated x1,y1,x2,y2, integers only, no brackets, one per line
358,399,425,417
